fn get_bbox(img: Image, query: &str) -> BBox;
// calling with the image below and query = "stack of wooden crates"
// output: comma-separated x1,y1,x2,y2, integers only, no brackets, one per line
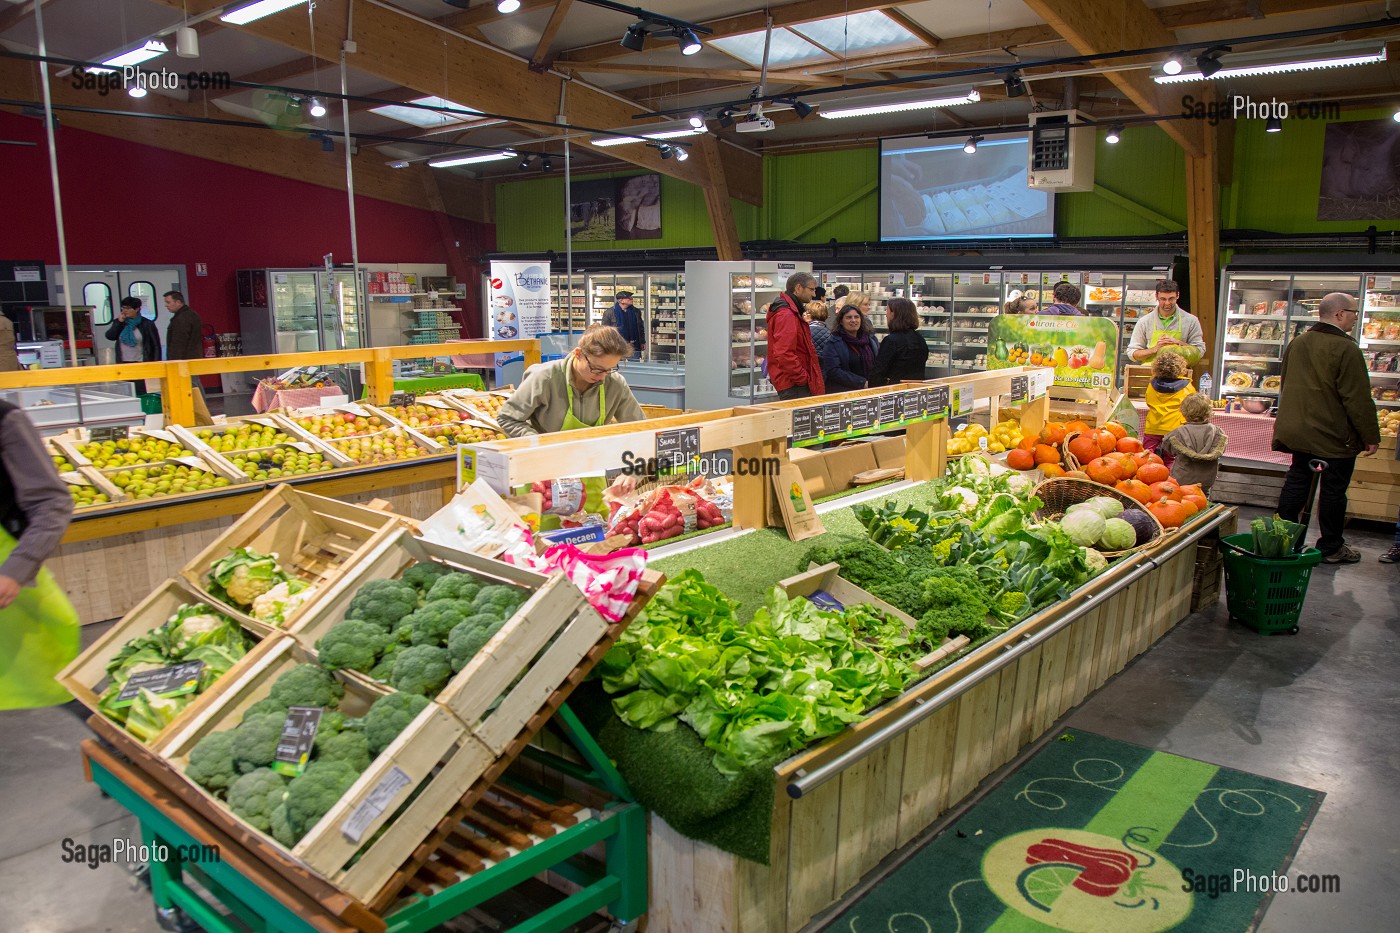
1191,509,1238,613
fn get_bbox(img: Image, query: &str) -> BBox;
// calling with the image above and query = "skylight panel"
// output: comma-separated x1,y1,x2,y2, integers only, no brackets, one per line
791,11,926,57
710,29,835,68
370,96,482,128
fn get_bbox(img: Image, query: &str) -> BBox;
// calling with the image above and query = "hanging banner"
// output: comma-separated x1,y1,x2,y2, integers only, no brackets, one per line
986,314,1120,389
487,261,551,342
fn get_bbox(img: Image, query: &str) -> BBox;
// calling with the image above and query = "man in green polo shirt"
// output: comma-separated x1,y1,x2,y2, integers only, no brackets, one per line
1127,279,1206,367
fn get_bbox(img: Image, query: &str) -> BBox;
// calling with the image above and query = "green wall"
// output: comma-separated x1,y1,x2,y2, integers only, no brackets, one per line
493,113,1391,252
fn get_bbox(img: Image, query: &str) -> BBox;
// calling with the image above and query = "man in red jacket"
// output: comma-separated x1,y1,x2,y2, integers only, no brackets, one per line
766,272,826,400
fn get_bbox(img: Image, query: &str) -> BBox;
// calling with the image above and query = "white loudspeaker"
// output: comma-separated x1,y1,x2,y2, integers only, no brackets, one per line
175,26,199,59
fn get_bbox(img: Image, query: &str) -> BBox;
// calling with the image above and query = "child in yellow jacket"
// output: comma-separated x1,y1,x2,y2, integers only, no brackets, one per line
1144,349,1195,465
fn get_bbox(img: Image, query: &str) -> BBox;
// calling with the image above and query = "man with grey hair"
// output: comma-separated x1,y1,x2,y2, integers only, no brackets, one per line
765,272,825,400
1272,291,1380,563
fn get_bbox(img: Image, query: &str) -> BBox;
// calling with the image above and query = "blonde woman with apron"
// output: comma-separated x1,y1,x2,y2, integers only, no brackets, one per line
0,401,79,710
496,326,647,525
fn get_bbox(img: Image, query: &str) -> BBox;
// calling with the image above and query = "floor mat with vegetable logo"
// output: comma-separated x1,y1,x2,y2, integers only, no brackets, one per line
825,729,1322,933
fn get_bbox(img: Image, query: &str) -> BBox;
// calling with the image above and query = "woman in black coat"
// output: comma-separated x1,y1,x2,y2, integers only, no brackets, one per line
820,297,880,390
869,297,929,386
105,297,162,363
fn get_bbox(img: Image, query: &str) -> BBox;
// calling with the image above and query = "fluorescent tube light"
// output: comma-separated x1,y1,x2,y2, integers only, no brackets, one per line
591,128,705,146
429,151,516,168
101,40,168,68
1154,40,1386,83
817,89,980,120
221,0,308,26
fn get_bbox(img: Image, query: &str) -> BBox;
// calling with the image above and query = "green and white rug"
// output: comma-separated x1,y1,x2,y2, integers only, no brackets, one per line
827,730,1323,933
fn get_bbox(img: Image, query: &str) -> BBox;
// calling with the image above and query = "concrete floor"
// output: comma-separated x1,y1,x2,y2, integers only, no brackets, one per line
1,507,1395,932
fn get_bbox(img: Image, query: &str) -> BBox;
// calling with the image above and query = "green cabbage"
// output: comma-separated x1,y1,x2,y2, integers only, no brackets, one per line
1060,509,1105,548
1099,517,1137,551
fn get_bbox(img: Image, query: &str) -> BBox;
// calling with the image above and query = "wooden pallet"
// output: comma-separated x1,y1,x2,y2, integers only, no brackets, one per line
179,485,402,634
56,577,288,744
367,569,663,914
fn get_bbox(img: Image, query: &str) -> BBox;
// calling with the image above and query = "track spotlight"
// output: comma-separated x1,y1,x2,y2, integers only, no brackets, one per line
1162,54,1183,76
497,0,521,12
388,160,410,169
1393,108,1400,124
688,113,706,129
676,27,702,56
675,147,688,161
658,143,674,160
717,108,734,128
541,156,553,171
620,23,647,51
1003,70,1026,98
308,97,327,118
791,99,814,119
1105,123,1122,144
314,134,334,152
128,85,148,98
519,154,531,170
1196,49,1225,78
1265,116,1283,133
963,136,981,154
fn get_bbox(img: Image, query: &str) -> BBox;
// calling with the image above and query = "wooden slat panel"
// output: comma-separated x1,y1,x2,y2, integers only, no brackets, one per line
833,735,905,898
947,677,999,805
894,704,957,850
649,816,698,933
785,778,841,929
1009,645,1045,755
691,836,741,933
989,662,1023,773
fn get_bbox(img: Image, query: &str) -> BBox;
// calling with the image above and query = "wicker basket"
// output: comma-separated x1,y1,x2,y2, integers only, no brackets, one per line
1031,477,1167,557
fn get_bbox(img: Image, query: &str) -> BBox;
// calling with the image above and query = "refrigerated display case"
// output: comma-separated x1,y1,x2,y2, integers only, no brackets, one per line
949,271,1002,374
1,382,142,436
1361,276,1400,411
818,271,951,378
549,273,588,334
648,272,685,364
237,268,368,395
684,260,812,410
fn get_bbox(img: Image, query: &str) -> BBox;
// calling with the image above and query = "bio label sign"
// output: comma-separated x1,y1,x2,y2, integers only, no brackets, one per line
986,314,1120,389
487,261,551,341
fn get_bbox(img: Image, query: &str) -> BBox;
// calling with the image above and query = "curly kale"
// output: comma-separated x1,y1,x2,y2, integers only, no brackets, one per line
316,619,392,673
401,561,451,593
916,567,996,643
346,579,419,631
404,600,474,647
389,644,452,697
269,664,344,709
185,730,239,793
226,768,288,832
362,692,430,755
425,573,483,605
231,713,288,774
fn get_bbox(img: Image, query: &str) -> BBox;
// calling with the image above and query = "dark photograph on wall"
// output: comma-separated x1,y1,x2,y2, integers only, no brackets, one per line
570,178,617,241
615,174,662,240
1318,119,1400,221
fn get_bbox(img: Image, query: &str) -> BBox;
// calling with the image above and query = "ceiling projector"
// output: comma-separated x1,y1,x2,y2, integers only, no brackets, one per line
736,106,775,133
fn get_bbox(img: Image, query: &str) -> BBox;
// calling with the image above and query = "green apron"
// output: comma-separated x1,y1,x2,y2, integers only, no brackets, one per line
536,365,609,530
1148,313,1201,365
0,529,79,710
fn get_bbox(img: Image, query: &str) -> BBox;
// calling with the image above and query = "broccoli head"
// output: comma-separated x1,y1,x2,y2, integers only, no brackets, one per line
993,590,1028,621
270,801,297,847
315,728,371,772
368,643,401,682
280,760,360,847
232,713,289,774
346,579,419,631
226,768,288,832
316,619,391,673
405,600,473,648
389,645,452,697
363,692,430,755
447,615,507,672
471,584,526,617
244,698,289,720
269,664,344,709
425,573,483,604
185,730,239,793
317,710,348,734
401,561,451,593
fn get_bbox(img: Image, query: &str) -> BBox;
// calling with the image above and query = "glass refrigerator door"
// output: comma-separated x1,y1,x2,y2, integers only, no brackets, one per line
1082,274,1127,321
1219,272,1292,398
270,272,320,353
327,271,363,350
647,272,685,363
1361,275,1400,411
1120,273,1161,382
951,271,1002,373
730,270,781,402
912,273,952,378
862,271,908,339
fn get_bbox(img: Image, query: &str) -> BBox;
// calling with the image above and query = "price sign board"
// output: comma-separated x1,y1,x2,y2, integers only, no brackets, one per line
655,427,701,473
112,660,205,708
273,707,324,777
792,406,821,445
1009,375,1029,403
90,426,129,443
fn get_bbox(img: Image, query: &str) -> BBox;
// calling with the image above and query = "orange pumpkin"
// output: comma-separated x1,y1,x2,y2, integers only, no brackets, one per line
1116,478,1153,505
1115,436,1144,454
1064,469,1091,481
1182,493,1208,512
1177,498,1200,518
1148,500,1190,528
1067,432,1102,465
1018,435,1038,451
1102,421,1128,440
1064,420,1092,436
1085,457,1122,486
1175,483,1205,501
1130,451,1164,471
1136,462,1171,485
1109,452,1138,479
1039,422,1067,446
1033,444,1062,465
1148,480,1180,502
1039,463,1067,479
1007,448,1036,471
1095,429,1117,454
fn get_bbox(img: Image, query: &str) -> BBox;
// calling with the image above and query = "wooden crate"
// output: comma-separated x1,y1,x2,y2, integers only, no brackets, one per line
154,638,495,907
56,577,286,746
365,402,504,452
172,418,355,469
179,485,403,635
1047,386,1115,427
1124,364,1152,399
53,428,246,483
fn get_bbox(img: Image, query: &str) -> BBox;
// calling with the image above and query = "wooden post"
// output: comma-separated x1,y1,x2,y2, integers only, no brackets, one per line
163,361,195,427
695,135,743,262
523,340,541,370
1186,103,1220,371
365,347,395,404
905,419,936,482
730,440,767,529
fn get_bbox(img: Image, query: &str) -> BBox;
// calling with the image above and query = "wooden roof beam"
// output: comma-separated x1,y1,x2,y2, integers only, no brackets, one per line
529,0,574,73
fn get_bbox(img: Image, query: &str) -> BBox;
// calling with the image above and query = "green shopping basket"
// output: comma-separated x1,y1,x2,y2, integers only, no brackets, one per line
139,392,162,414
1219,533,1322,635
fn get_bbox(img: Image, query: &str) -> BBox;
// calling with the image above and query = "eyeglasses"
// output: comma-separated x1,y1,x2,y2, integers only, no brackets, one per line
582,355,619,376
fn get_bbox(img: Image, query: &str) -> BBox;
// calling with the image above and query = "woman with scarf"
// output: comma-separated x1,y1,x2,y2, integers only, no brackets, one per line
820,295,880,391
105,297,162,392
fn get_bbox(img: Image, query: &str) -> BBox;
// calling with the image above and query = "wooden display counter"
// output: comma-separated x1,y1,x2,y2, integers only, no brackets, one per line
643,505,1235,932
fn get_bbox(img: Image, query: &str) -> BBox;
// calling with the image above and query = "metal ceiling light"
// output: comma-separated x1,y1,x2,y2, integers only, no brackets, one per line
658,143,674,159
1105,123,1123,144
497,0,522,13
220,1,307,26
818,89,979,119
1003,70,1026,98
790,99,814,119
541,156,553,171
102,39,168,69
963,135,981,154
620,23,647,51
688,113,706,129
1393,108,1400,123
1162,53,1183,76
388,160,410,168
676,27,702,56
128,85,148,98
1196,49,1226,78
1157,39,1384,83
675,147,689,161
1265,116,1283,133
429,150,516,168
717,109,734,128
308,97,327,118
175,26,200,59
519,154,532,169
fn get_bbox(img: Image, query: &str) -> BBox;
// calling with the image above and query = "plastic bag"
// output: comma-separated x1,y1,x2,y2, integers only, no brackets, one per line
1107,393,1141,437
539,544,649,622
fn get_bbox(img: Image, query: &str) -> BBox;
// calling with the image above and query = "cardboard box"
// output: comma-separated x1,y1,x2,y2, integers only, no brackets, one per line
791,452,834,499
823,442,879,490
870,436,907,470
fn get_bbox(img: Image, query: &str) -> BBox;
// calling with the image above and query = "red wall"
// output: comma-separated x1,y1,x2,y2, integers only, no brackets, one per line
1,111,494,338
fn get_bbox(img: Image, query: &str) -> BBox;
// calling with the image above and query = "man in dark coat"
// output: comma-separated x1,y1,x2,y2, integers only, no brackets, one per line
601,290,645,357
162,291,213,425
1272,292,1380,563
